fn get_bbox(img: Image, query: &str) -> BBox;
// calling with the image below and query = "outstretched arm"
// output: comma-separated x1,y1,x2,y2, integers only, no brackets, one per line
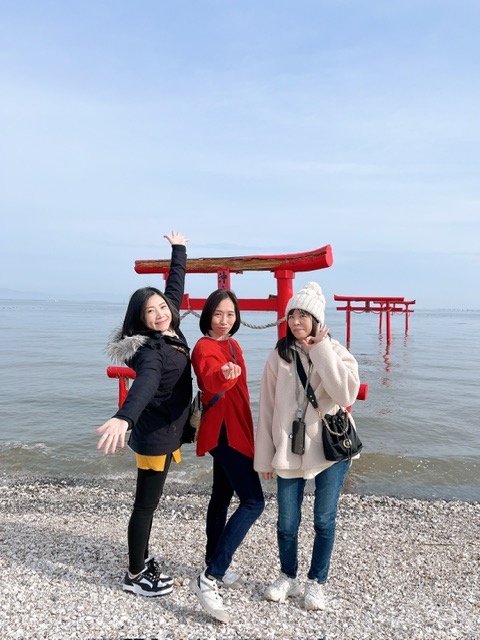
163,230,188,309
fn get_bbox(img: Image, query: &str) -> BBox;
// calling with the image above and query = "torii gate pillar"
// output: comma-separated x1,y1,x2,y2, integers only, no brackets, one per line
216,269,231,290
274,269,295,339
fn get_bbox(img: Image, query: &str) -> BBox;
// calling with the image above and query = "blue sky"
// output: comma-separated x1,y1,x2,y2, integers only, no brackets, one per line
1,0,479,309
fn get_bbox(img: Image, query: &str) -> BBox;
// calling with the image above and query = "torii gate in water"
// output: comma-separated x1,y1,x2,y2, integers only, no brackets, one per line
334,294,416,345
107,245,367,404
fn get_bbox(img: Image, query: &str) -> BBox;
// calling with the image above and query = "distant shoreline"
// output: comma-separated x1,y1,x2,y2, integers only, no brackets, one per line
2,295,480,312
2,470,479,505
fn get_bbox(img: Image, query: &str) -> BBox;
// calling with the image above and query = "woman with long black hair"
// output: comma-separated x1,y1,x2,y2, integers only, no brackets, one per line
96,230,191,597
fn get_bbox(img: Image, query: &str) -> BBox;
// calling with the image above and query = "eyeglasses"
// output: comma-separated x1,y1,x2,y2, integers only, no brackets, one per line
287,311,311,321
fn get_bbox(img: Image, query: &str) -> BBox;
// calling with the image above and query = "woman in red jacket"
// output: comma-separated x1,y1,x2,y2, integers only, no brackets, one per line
189,289,265,624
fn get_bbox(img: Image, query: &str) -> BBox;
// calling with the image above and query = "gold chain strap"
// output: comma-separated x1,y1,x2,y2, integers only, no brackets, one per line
316,408,350,437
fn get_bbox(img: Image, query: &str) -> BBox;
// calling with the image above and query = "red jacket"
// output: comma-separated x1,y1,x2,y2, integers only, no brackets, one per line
191,336,254,459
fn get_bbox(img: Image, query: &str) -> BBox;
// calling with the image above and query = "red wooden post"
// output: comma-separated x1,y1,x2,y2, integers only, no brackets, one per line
107,366,136,407
346,300,352,345
385,301,392,344
357,383,368,400
217,269,231,289
404,301,415,334
274,269,295,339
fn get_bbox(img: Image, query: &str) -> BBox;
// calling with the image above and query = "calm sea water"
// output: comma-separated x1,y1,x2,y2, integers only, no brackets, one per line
1,299,479,502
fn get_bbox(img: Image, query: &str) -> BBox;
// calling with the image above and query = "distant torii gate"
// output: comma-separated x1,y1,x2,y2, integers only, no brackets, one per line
107,245,367,405
334,295,416,346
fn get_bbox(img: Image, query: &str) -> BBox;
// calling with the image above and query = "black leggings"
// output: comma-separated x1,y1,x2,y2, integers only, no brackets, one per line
127,455,172,574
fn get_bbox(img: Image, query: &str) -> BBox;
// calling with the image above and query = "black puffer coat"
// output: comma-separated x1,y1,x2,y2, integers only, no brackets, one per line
106,245,192,456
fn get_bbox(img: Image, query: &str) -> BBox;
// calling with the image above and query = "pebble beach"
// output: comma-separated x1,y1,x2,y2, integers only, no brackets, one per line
1,476,478,640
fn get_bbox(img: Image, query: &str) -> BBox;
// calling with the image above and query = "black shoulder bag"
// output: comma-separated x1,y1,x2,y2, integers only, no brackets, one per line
293,350,363,462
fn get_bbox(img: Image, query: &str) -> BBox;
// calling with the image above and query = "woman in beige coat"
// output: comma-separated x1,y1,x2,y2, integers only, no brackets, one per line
254,282,360,611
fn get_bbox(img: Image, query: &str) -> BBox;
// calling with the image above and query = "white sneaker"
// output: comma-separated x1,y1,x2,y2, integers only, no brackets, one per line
304,579,326,611
190,570,230,624
264,572,301,602
222,569,245,589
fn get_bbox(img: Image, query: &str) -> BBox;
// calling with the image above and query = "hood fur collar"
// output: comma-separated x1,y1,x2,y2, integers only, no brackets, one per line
106,326,150,364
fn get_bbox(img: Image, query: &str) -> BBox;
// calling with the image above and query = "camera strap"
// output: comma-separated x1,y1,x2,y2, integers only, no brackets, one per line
292,349,320,414
292,349,315,419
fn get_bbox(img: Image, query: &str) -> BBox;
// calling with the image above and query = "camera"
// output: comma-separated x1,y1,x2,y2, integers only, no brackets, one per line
291,419,306,455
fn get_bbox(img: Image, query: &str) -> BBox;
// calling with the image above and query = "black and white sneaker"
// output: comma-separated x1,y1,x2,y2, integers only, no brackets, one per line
144,557,174,587
123,566,173,597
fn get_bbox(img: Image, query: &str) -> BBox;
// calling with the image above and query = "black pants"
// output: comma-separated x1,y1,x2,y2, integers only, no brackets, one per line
205,425,265,580
127,455,172,574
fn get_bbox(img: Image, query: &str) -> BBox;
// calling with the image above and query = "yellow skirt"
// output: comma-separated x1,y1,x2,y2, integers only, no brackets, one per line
135,448,182,471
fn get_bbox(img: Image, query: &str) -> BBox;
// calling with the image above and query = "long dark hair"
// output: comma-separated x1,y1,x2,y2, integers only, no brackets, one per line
121,286,180,336
199,289,241,336
276,309,319,362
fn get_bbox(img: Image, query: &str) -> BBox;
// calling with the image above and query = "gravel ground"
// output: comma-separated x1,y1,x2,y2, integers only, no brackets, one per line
0,476,479,640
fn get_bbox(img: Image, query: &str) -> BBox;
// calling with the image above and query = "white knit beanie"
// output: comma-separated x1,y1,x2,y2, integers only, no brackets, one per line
285,282,326,325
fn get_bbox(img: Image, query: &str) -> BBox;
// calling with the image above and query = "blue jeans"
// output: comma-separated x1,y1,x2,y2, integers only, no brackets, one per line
206,428,265,581
276,460,350,584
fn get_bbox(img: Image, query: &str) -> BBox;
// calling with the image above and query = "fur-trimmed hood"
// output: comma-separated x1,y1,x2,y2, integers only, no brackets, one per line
106,327,150,365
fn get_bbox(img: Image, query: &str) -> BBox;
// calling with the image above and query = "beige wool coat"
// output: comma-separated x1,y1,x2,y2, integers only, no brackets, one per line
254,337,361,476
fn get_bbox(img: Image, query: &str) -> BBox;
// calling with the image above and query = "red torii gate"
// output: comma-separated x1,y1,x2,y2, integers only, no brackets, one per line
107,246,367,404
334,295,416,345
134,245,333,338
